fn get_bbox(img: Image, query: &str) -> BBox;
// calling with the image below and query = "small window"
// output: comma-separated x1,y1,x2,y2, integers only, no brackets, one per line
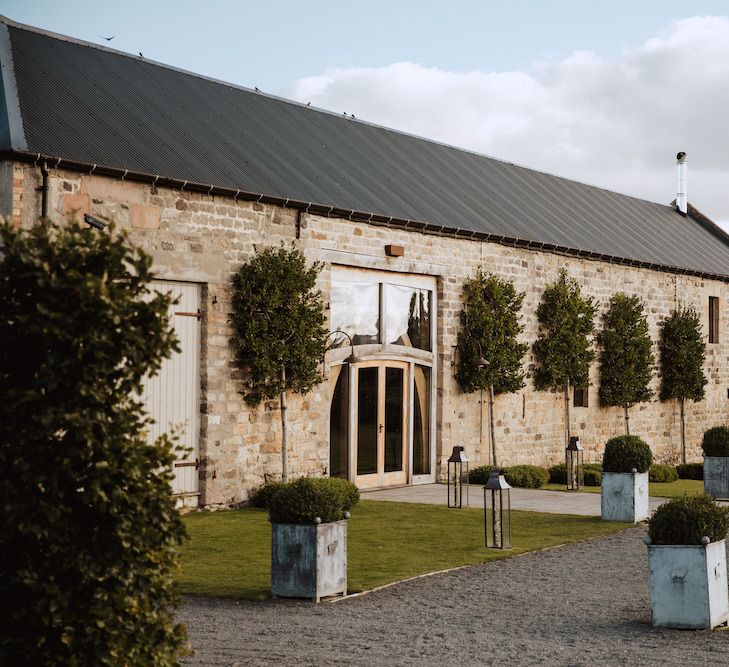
573,387,588,408
709,296,720,344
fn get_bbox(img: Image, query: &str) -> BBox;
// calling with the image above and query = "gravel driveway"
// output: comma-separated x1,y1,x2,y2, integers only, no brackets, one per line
178,527,729,666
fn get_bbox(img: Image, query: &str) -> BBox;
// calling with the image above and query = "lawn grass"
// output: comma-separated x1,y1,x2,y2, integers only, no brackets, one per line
542,478,704,498
177,500,628,600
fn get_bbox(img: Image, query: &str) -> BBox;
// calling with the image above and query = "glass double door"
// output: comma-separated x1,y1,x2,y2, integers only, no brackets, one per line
354,361,408,489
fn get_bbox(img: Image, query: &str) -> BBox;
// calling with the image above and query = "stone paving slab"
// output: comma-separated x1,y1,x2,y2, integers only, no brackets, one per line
361,483,666,516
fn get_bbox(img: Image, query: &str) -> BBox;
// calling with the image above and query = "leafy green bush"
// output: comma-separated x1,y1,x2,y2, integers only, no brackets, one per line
702,426,729,457
649,464,679,483
0,221,187,665
249,481,285,508
468,465,500,485
602,436,653,473
504,465,549,488
648,494,729,545
268,477,359,524
676,463,704,480
583,468,602,486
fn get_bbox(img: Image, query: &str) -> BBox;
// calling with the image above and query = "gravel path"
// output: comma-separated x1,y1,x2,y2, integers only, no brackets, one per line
178,528,729,666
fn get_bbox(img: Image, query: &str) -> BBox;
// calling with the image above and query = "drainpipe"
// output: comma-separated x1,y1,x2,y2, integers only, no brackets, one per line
38,160,49,220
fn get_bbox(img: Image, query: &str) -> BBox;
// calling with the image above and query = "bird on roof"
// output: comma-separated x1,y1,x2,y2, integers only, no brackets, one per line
255,87,260,92
100,35,115,41
138,52,144,58
306,101,311,106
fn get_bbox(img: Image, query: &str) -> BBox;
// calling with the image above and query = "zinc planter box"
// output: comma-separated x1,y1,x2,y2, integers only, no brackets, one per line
601,471,649,523
704,457,729,499
271,519,347,602
647,539,729,629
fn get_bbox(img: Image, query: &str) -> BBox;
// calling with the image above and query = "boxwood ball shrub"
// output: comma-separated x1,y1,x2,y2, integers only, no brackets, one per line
549,462,601,486
602,436,653,473
649,464,679,483
268,477,359,524
648,494,729,545
702,426,729,457
249,481,285,508
676,463,704,480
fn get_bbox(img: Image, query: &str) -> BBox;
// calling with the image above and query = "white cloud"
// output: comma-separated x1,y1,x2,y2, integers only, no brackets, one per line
286,16,729,229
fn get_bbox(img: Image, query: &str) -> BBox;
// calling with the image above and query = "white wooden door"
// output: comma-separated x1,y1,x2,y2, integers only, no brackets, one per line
140,281,201,499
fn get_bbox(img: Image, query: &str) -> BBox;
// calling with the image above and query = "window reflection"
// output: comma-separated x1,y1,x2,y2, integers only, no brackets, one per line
329,366,349,479
330,281,379,345
413,365,430,475
385,285,431,351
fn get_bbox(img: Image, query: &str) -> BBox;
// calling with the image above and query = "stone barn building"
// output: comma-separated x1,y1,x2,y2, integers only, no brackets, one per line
2,17,729,507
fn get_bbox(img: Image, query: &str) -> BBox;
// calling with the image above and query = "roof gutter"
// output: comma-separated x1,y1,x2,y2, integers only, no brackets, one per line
4,149,729,284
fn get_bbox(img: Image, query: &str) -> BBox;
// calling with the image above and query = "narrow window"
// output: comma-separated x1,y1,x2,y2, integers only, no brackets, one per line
709,296,720,344
573,387,588,408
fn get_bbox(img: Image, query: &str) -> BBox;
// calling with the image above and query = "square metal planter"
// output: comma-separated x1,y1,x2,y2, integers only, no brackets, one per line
704,457,729,499
648,540,729,629
601,471,649,523
271,519,347,602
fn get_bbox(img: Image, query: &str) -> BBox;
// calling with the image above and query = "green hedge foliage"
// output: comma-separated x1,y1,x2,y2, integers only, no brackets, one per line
583,467,602,486
602,436,653,473
268,477,359,524
249,481,286,508
468,465,500,485
702,426,729,457
0,221,187,665
676,463,704,480
649,464,679,483
648,494,729,545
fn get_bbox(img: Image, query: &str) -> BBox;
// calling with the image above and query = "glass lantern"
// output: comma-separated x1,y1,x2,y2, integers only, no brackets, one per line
565,436,584,491
483,470,511,549
447,446,470,508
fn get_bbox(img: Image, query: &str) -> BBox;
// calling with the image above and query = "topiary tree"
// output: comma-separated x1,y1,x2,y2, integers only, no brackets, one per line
0,220,187,665
456,271,527,466
229,245,328,481
659,306,707,464
533,269,597,447
602,435,653,473
598,293,654,435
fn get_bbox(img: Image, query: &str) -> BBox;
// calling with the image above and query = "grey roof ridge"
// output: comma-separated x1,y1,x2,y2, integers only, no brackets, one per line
0,15,690,218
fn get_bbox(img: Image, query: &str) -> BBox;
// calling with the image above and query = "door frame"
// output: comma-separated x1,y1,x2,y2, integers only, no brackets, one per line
351,360,409,489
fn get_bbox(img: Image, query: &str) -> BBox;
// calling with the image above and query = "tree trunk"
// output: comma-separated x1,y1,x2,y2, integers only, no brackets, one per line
680,397,686,465
489,384,497,467
564,382,571,447
280,366,289,482
624,405,630,436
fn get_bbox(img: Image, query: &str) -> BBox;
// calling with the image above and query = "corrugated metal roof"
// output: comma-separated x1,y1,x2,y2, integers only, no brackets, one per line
2,16,729,278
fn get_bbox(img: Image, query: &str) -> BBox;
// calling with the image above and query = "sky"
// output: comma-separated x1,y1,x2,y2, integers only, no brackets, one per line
3,0,729,227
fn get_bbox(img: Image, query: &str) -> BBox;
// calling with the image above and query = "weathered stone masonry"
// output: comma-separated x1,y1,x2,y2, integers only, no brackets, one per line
8,162,729,506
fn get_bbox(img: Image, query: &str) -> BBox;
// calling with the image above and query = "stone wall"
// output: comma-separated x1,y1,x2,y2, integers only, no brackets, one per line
8,161,729,505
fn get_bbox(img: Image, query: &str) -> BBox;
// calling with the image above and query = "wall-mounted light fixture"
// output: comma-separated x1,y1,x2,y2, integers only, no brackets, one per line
84,214,107,230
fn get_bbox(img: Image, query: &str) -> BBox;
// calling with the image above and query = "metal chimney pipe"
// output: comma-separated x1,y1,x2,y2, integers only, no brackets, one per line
676,152,687,215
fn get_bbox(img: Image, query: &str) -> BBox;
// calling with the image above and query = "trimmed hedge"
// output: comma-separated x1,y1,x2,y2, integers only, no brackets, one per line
468,465,500,486
702,426,729,457
549,462,601,486
602,436,652,473
505,465,549,489
649,464,679,483
469,464,547,488
648,494,729,545
676,462,704,480
268,477,359,524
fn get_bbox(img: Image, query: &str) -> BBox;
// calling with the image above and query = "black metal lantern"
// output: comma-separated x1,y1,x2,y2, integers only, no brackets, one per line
565,436,584,491
447,446,470,508
483,470,511,549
